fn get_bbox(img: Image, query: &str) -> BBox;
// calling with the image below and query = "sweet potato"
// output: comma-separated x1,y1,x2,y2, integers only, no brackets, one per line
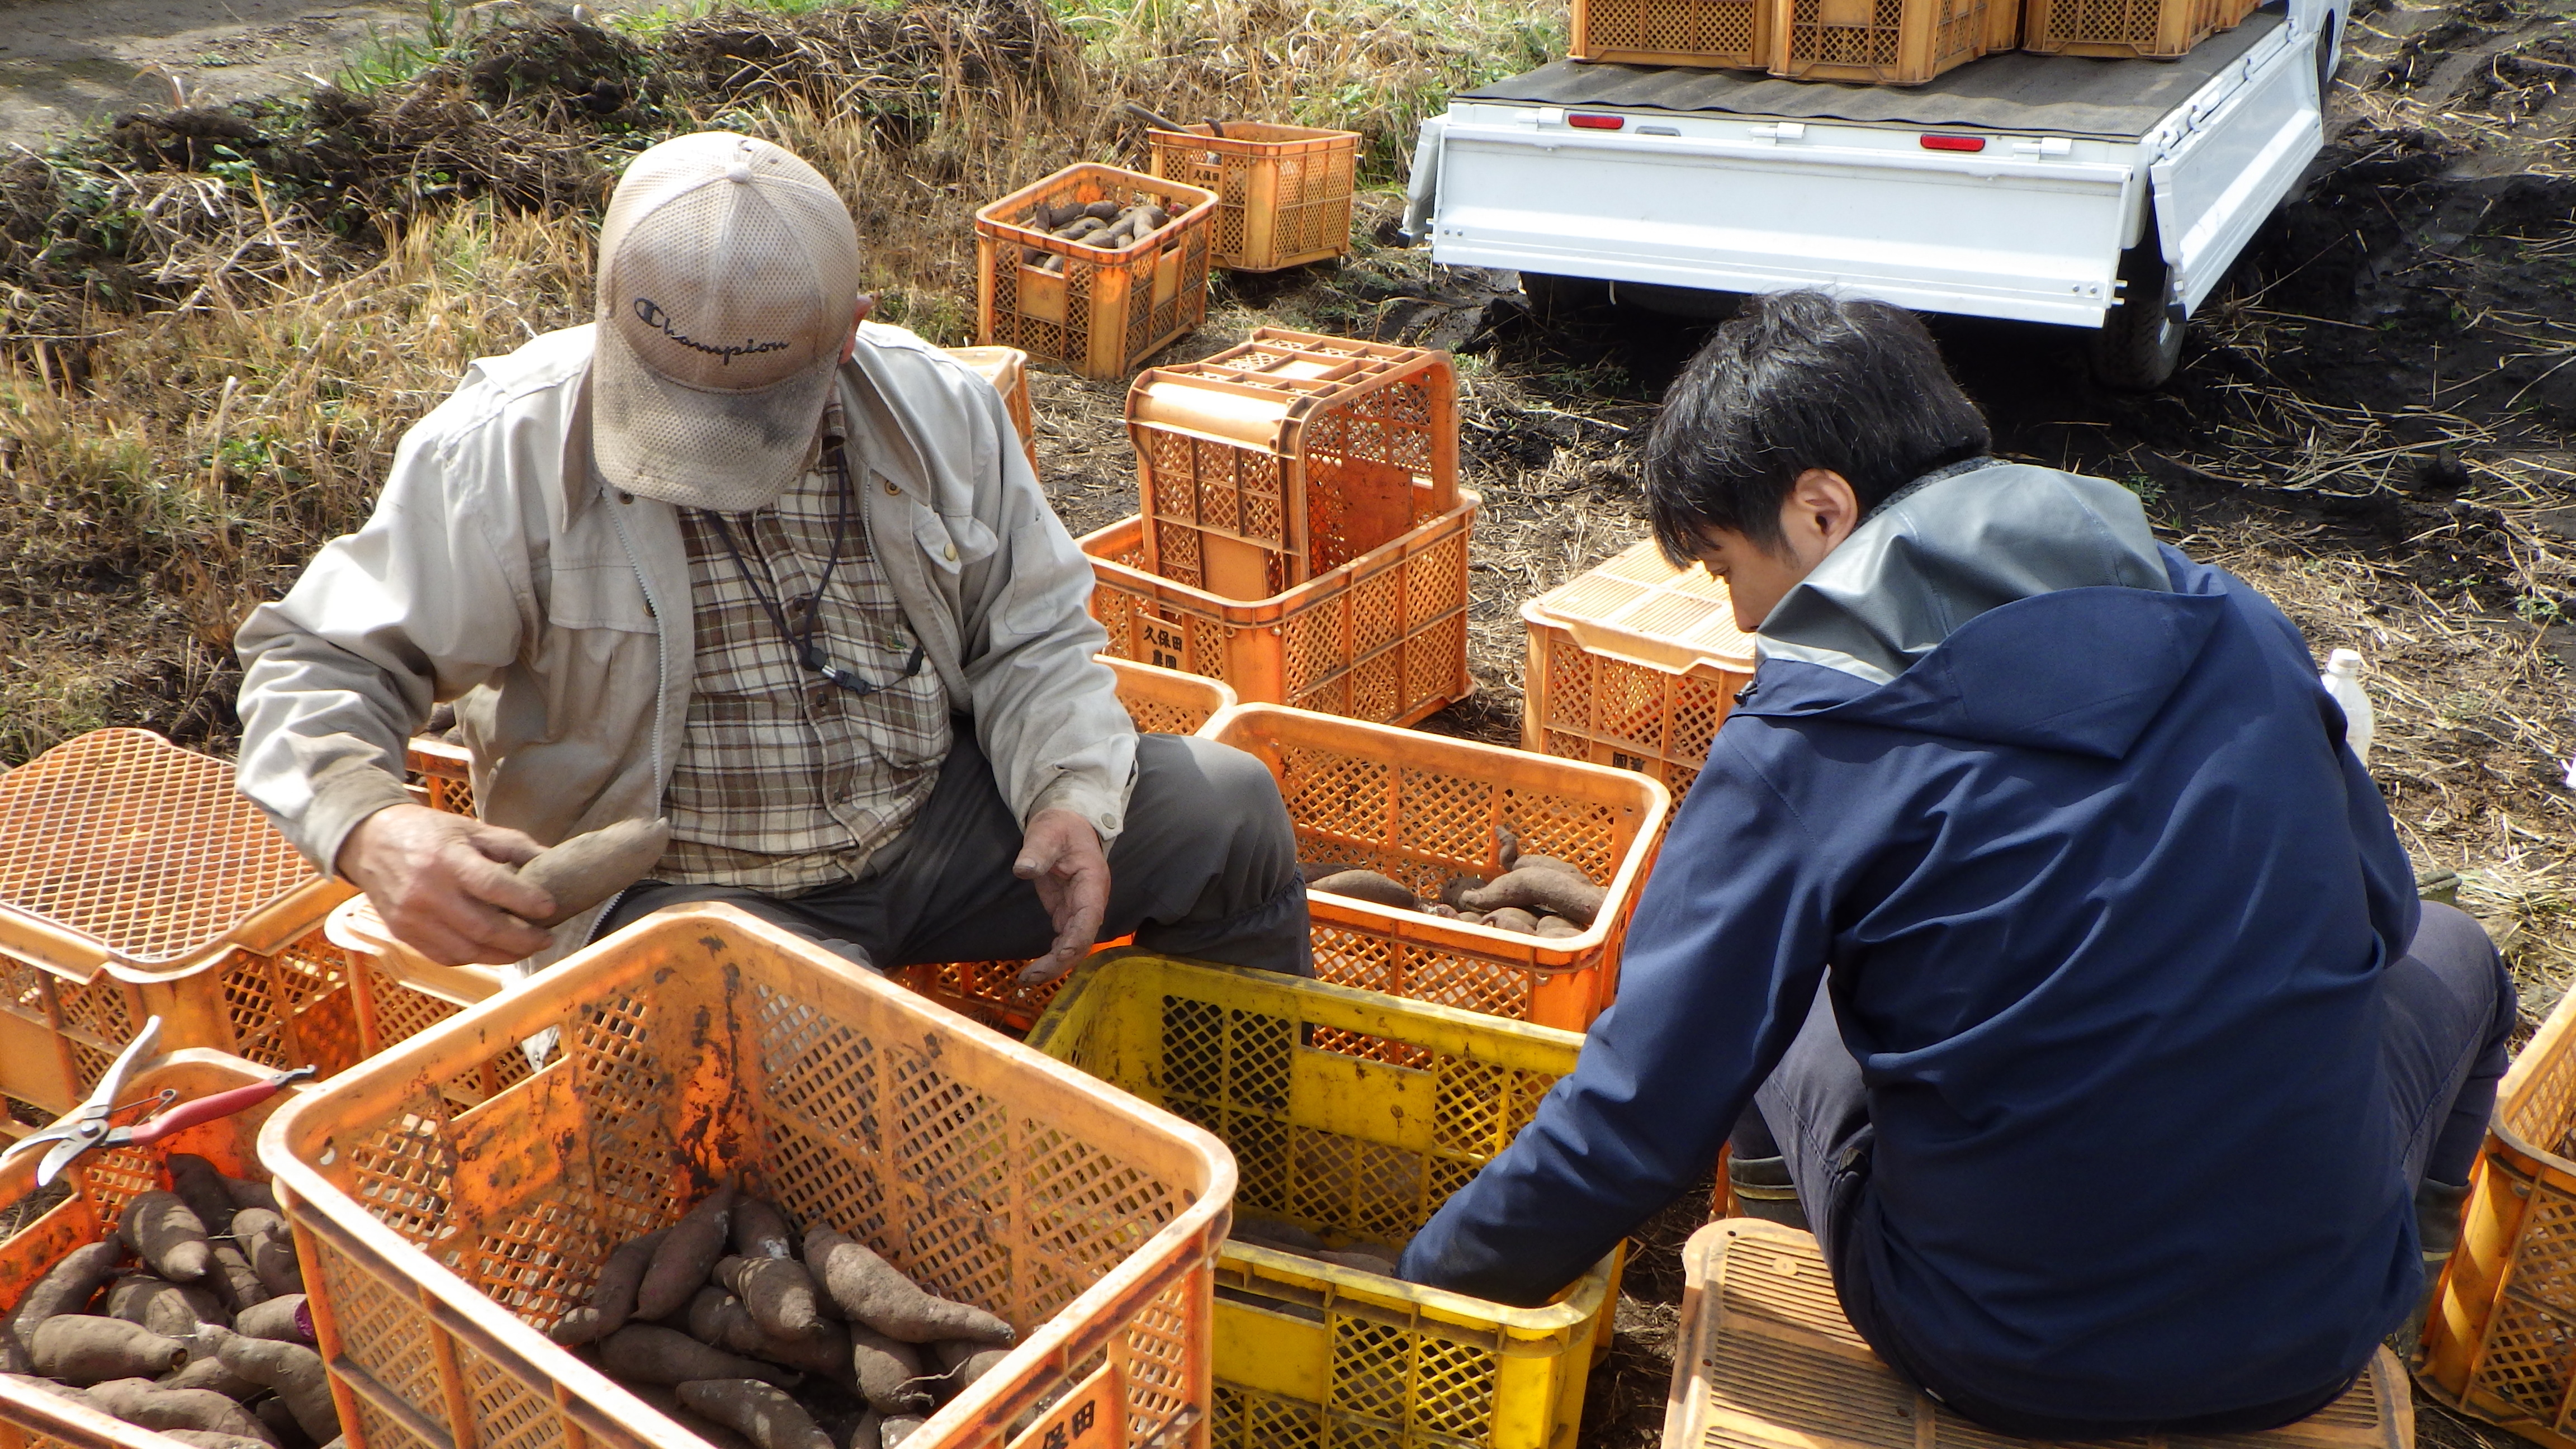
1481,907,1538,934
804,1229,1012,1345
122,1193,213,1284
550,1227,669,1346
106,1274,226,1338
220,1178,280,1216
880,1415,925,1447
234,1296,312,1346
1229,1215,1327,1254
515,818,673,928
1535,915,1581,938
1438,875,1485,908
229,1210,303,1297
732,1199,796,1261
1459,868,1605,928
1512,854,1592,882
1319,1249,1398,1276
11,1240,126,1348
823,1407,884,1449
718,1254,826,1341
197,1323,334,1441
619,1380,755,1449
1309,870,1419,911
31,1315,187,1384
845,1323,930,1414
205,1242,271,1315
168,1155,240,1237
83,1376,279,1447
3,1370,92,1401
930,1339,1008,1398
678,1379,834,1449
163,1355,265,1401
599,1324,798,1389
638,1184,737,1323
685,1287,850,1381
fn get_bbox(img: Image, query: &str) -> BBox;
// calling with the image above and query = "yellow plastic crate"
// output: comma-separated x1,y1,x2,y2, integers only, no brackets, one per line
1521,539,1757,808
1027,951,1619,1449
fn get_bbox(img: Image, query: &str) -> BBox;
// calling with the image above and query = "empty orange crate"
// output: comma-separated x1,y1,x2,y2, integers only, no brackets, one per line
262,903,1231,1449
946,344,1041,479
2423,983,2576,1441
1572,0,1774,69
0,1049,320,1448
1210,703,1669,1030
1774,0,2002,84
0,728,377,1125
976,163,1218,381
2023,0,2208,56
1521,539,1758,807
1145,122,1359,273
1081,494,1475,727
1131,328,1459,602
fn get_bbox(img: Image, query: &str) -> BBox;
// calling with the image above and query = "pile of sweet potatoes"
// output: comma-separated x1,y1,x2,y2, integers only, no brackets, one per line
0,1155,342,1449
1015,198,1173,272
1304,829,1608,939
554,1184,1017,1449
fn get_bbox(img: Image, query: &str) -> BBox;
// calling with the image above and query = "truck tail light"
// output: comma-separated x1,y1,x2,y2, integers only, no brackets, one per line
1920,134,1986,151
1568,113,1626,130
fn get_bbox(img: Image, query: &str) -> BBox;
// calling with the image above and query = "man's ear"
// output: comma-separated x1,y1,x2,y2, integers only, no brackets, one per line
840,294,874,363
1787,468,1862,557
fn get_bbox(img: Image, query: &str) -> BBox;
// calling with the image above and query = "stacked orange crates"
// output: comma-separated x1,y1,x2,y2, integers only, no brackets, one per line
1521,539,1759,809
1573,0,1776,69
974,163,1219,381
1570,0,2014,80
1086,326,1473,727
2023,0,2214,57
1145,122,1360,273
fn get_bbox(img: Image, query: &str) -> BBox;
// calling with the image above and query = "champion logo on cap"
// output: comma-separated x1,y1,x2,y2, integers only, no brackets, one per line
632,297,791,365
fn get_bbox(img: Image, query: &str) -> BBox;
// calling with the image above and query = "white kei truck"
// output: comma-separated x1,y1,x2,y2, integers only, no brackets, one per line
1400,0,2344,387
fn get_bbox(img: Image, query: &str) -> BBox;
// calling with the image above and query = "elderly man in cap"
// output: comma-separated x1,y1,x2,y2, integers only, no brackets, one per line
234,132,1310,983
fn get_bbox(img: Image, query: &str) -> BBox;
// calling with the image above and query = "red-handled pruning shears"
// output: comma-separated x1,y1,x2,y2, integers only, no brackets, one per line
0,1017,316,1187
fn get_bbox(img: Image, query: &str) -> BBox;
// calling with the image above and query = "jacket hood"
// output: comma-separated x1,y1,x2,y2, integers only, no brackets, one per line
1742,462,2227,759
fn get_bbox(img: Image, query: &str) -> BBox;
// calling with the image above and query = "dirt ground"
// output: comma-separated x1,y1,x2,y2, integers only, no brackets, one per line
0,0,2570,1442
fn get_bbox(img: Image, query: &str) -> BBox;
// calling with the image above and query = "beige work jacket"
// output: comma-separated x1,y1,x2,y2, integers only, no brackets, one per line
233,321,1133,965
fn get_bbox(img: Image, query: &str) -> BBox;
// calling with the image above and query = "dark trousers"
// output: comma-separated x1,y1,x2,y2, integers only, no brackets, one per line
597,732,1313,978
1740,901,2514,1436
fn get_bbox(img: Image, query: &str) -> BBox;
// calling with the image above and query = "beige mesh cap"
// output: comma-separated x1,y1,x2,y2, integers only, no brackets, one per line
593,132,863,511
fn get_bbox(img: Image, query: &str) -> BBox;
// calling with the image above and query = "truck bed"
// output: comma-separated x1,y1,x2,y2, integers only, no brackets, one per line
1460,7,2285,140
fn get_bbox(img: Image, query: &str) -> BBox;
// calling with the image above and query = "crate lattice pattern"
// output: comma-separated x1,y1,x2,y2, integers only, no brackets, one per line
1582,0,1767,62
1163,992,1561,1448
312,968,1197,1449
1534,624,1734,806
1153,133,1356,271
984,174,1213,377
1784,0,1986,74
0,729,317,964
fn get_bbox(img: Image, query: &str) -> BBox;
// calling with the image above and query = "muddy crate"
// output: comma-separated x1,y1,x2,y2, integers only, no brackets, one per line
976,164,1218,381
2022,0,2209,56
0,1049,321,1448
260,903,1232,1449
1773,0,2002,83
1130,328,1459,600
0,728,376,1127
1210,704,1669,1031
1521,539,1759,809
1571,0,1774,69
1027,952,1619,1449
1144,123,1359,273
1079,496,1474,728
2422,980,2576,1442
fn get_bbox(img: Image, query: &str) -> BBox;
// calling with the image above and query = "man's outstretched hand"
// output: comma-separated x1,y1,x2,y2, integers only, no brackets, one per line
338,804,559,967
1014,808,1110,984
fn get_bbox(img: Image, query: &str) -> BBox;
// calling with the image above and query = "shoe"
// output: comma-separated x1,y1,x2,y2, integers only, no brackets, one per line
1728,1153,1810,1233
2402,1178,2473,1348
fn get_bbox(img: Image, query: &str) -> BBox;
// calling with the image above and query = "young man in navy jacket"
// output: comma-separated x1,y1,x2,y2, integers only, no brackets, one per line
1396,290,2512,1434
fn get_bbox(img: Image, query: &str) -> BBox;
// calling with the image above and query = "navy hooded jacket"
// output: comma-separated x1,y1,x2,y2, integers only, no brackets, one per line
1396,462,2422,1424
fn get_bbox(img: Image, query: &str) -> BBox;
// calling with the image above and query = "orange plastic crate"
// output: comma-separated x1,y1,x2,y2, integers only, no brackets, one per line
976,164,1218,381
0,729,373,1126
261,903,1232,1449
1209,703,1669,1030
2022,0,2208,56
1773,0,2002,84
1144,122,1359,273
1521,539,1758,808
2422,983,2576,1442
1081,494,1475,728
0,1049,322,1449
1131,328,1459,602
1571,0,1774,69
947,344,1041,480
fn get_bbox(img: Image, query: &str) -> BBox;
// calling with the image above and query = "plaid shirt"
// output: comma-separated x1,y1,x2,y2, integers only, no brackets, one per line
659,408,952,892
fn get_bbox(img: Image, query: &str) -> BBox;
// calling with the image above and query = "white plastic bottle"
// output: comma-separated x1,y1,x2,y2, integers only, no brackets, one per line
2321,648,2375,766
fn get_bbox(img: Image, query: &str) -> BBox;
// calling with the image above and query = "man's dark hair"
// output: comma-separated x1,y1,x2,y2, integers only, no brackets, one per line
1644,290,1991,561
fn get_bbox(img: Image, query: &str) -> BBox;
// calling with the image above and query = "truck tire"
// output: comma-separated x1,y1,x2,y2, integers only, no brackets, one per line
1520,272,1611,324
2088,243,2185,391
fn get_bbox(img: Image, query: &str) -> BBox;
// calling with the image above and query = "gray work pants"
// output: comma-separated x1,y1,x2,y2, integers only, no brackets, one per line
596,731,1313,977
